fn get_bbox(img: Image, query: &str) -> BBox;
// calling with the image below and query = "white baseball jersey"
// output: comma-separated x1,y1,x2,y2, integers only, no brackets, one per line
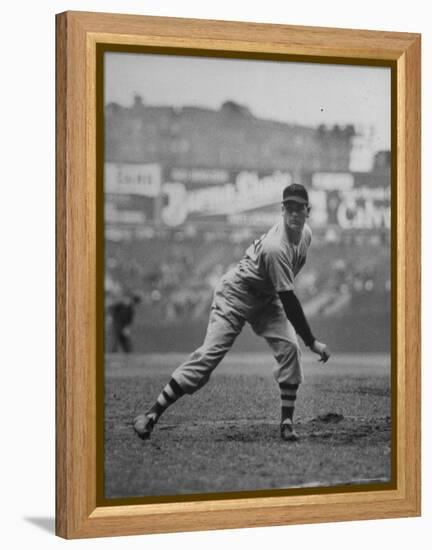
234,220,312,295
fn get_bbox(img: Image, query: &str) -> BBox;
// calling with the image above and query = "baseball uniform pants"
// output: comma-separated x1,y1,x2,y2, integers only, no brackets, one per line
171,270,303,394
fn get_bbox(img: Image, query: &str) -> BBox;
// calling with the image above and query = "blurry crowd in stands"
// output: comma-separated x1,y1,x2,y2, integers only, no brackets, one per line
104,229,390,330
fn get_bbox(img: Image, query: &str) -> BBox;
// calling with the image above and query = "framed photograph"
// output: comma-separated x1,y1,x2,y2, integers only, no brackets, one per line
56,11,421,539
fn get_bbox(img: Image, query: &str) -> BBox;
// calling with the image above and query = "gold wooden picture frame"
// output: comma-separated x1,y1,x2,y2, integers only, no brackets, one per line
56,11,421,539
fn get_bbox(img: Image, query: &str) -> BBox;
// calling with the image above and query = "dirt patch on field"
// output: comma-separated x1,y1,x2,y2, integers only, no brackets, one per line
149,415,390,448
306,414,391,445
103,354,392,498
105,414,392,498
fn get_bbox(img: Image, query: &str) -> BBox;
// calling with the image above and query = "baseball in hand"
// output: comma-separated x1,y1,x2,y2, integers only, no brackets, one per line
311,340,331,363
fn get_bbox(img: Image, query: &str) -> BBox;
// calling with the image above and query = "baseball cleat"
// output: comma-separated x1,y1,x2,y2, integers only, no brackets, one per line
133,413,157,440
280,419,299,442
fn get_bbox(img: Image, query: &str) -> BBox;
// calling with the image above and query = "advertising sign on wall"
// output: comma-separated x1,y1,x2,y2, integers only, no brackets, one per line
104,163,390,233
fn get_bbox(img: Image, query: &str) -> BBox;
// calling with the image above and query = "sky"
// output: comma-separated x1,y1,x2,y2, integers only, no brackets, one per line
105,52,391,151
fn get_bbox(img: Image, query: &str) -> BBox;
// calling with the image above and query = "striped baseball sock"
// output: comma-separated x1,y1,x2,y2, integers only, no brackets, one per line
147,378,185,419
279,383,299,423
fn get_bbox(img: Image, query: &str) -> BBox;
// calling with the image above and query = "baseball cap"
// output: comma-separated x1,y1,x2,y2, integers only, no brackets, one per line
282,183,309,205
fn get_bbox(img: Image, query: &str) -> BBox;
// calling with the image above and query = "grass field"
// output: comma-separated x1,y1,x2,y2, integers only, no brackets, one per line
104,352,392,499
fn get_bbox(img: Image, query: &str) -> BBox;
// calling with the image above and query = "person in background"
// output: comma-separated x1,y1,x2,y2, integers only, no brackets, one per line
109,293,141,353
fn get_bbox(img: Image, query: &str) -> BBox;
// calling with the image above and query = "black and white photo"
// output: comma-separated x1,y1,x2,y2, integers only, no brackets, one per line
102,51,392,500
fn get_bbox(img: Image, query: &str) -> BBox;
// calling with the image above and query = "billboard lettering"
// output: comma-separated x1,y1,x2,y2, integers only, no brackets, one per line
105,162,161,196
103,163,390,232
161,171,292,227
334,187,390,229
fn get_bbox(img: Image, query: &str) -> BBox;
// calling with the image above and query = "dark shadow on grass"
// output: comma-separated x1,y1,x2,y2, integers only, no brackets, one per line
304,416,391,446
24,517,55,534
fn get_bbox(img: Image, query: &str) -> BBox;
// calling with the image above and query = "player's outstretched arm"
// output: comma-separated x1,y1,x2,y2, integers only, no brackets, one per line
278,290,330,363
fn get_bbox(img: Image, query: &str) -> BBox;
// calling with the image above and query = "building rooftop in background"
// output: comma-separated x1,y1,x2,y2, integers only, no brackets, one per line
105,97,357,173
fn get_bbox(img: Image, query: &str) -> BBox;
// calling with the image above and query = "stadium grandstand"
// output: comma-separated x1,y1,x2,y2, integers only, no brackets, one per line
104,96,391,353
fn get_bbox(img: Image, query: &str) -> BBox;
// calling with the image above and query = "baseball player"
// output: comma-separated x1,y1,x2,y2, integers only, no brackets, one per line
134,183,330,442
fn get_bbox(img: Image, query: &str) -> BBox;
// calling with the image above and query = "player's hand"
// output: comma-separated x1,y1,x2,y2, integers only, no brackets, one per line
310,340,331,363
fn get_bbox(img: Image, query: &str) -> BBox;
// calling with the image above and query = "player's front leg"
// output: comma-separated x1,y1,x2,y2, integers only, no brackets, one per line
265,336,303,442
279,382,300,442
